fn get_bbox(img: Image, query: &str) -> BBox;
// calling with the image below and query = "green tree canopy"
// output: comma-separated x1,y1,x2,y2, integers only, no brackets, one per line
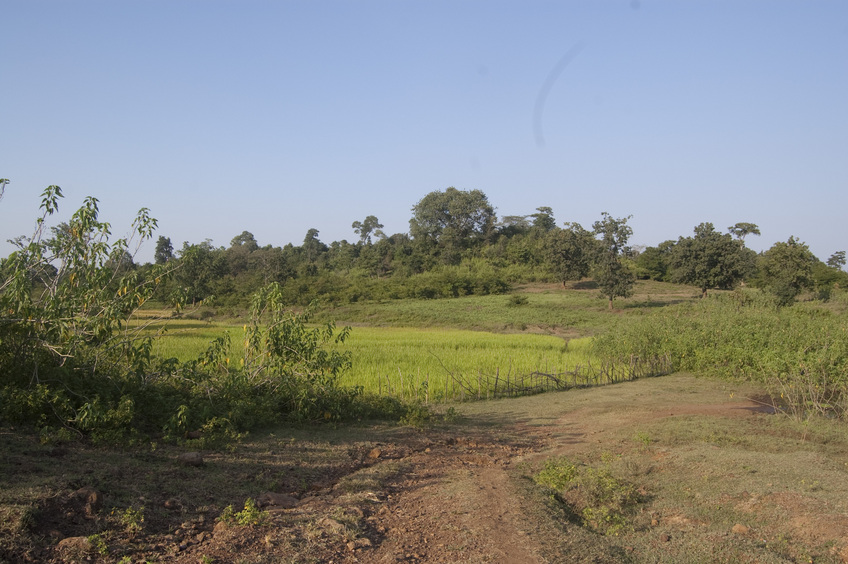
727,222,761,243
827,251,846,270
409,187,495,263
230,230,259,252
154,235,174,264
531,206,557,232
634,240,675,281
759,236,816,306
670,223,754,297
176,240,227,304
545,222,595,287
592,212,635,309
352,215,385,245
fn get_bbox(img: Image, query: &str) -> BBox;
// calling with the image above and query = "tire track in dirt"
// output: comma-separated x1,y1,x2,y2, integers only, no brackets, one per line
367,438,545,564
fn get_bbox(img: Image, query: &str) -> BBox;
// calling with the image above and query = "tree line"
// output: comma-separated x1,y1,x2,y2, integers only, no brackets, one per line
140,186,845,310
5,184,846,312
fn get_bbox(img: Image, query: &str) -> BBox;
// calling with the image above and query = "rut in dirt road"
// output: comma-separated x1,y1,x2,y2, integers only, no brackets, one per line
367,438,546,564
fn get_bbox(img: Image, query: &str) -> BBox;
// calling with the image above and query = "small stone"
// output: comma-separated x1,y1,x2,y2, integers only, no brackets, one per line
164,498,181,510
732,523,750,535
177,452,204,466
368,448,382,459
660,534,670,542
257,492,299,508
57,536,91,552
71,486,103,518
651,519,659,527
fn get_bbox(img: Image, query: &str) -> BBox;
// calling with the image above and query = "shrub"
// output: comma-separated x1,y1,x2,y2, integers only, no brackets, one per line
1,186,410,443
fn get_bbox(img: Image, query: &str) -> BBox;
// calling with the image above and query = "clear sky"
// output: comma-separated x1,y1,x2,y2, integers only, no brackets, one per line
2,1,847,264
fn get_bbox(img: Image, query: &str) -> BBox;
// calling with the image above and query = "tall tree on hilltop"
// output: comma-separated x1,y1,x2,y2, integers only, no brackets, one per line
154,236,174,264
409,187,495,264
827,251,846,270
531,206,557,232
230,230,259,251
352,215,385,245
728,222,761,244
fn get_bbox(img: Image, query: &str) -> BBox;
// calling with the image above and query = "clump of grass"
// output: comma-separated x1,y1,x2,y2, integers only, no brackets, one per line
534,456,643,535
506,294,529,307
218,498,268,527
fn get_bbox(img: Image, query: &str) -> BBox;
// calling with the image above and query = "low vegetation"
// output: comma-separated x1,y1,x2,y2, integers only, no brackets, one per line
593,288,848,420
3,183,848,561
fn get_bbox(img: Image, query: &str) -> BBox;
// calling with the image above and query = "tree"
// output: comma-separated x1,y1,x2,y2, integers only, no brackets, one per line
670,223,753,297
154,236,174,264
302,228,328,274
592,213,635,309
351,215,385,245
176,240,227,304
635,240,675,281
1,184,171,390
531,206,557,232
497,215,531,238
827,251,846,270
409,187,495,263
728,222,761,244
545,222,595,287
230,230,259,252
759,236,815,306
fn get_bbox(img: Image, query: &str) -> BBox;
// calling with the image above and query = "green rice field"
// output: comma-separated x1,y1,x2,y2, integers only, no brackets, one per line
336,327,593,400
139,281,696,400
142,319,595,400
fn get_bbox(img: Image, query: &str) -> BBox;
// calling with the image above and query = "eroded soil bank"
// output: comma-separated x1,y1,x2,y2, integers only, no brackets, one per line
4,374,848,563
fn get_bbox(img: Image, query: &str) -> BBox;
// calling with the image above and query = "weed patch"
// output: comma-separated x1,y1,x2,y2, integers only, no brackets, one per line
218,498,268,527
534,455,644,535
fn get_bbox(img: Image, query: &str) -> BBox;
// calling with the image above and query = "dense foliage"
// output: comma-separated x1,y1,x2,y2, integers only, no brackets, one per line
593,290,848,420
0,187,406,443
133,187,846,311
3,180,848,441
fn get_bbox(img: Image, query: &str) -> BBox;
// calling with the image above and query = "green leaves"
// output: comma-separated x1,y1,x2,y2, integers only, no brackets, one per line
670,223,754,297
593,293,848,420
1,183,182,437
592,213,635,308
759,237,816,306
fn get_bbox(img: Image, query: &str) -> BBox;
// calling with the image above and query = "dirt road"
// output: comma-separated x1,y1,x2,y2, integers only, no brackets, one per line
12,374,848,563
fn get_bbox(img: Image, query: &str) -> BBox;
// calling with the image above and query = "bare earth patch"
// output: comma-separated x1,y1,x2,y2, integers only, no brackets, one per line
3,373,848,563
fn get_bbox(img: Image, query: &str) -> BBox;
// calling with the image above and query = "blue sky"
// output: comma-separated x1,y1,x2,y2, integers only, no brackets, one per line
2,1,846,264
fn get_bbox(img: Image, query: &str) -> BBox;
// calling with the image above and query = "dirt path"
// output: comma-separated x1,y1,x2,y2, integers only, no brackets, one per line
368,438,544,564
359,386,772,564
14,374,848,563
